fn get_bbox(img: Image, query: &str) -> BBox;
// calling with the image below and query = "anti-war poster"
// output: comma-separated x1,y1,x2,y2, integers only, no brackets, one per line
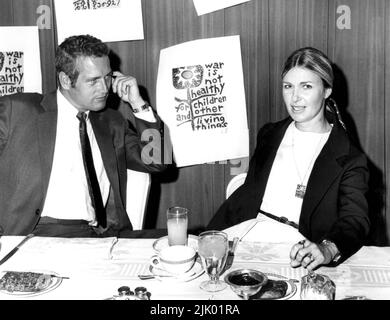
157,35,249,167
55,0,144,43
0,26,42,97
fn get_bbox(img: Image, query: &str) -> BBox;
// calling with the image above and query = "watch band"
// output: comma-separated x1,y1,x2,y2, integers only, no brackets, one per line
132,102,150,113
321,239,341,263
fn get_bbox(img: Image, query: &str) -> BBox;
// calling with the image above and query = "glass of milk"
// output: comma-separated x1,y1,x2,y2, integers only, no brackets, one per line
167,207,189,246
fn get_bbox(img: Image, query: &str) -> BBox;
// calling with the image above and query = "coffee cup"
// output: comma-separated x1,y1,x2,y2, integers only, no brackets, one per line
150,245,196,274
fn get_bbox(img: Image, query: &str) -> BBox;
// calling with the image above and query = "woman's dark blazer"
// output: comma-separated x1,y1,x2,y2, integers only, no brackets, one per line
208,115,370,261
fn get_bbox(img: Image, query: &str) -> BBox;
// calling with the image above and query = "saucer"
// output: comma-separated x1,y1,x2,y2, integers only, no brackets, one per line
149,261,204,282
247,273,297,300
152,235,199,253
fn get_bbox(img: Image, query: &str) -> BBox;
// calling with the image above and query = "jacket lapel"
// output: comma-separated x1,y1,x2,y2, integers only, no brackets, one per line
300,123,349,227
89,112,122,206
37,93,57,202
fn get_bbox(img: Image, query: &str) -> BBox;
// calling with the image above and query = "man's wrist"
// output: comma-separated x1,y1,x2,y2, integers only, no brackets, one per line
132,102,151,113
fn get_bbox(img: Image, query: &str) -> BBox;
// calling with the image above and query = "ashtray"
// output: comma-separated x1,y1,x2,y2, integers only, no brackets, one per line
224,269,268,300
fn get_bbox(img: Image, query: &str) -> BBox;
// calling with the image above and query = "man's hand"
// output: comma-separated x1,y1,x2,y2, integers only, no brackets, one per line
111,71,145,109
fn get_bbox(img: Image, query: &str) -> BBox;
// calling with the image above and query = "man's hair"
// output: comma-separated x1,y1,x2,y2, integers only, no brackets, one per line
55,34,110,86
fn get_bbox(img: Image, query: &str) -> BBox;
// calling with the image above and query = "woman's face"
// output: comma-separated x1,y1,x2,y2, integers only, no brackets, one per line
282,67,331,130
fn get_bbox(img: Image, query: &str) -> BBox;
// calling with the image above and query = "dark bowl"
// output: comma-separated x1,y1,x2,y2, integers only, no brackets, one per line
224,269,268,299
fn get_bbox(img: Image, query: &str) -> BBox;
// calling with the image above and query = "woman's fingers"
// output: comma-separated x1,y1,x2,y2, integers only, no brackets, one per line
290,239,325,270
289,241,304,260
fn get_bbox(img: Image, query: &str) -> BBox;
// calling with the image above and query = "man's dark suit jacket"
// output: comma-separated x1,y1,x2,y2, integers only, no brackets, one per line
0,92,166,235
208,115,370,261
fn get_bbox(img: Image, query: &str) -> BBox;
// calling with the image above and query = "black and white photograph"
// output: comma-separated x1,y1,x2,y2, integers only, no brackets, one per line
0,0,389,310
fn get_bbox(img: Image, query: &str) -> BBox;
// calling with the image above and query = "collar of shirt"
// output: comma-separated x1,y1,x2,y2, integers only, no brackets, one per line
56,90,92,123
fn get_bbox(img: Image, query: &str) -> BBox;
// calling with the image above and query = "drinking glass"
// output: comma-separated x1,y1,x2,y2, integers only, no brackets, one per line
198,230,229,292
167,207,188,246
300,273,336,300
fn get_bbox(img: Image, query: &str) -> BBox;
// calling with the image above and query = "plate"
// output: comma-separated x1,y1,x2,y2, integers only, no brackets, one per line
0,270,63,297
342,296,371,300
248,273,297,300
152,235,199,253
149,260,204,282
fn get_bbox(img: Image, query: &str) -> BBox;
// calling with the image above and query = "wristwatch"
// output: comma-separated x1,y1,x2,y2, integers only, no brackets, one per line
132,102,150,113
321,239,341,263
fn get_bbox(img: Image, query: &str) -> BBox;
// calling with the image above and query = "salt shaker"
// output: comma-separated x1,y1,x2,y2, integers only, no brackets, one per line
105,286,150,300
115,286,134,300
134,286,150,300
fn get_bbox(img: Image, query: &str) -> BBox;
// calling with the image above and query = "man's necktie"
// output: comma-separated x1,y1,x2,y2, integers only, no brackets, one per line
77,112,106,228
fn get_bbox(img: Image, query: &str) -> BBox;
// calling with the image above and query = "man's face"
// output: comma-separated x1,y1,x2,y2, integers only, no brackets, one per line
66,56,112,112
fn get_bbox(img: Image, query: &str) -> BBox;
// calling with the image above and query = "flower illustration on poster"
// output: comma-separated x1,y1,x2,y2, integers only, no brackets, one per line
157,36,249,167
172,65,203,130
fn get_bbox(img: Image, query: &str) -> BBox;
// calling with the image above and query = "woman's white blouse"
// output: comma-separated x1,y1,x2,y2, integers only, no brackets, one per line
261,122,331,222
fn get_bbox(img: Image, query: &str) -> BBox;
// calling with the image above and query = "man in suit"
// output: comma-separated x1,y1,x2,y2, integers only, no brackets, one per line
0,35,166,237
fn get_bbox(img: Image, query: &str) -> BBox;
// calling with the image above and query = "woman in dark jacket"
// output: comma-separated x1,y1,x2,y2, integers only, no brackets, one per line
208,47,370,271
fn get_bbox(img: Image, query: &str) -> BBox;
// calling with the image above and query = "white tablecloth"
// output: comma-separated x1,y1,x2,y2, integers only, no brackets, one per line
0,236,389,300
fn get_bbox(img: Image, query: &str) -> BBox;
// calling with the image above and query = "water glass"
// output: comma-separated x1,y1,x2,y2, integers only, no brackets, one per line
167,207,188,246
300,273,336,300
198,230,229,292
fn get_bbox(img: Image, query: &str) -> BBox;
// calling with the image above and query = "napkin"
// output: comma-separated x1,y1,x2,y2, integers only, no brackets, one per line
0,236,119,274
223,215,304,243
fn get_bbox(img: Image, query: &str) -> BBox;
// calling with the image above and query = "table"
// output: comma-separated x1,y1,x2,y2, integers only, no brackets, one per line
0,235,389,300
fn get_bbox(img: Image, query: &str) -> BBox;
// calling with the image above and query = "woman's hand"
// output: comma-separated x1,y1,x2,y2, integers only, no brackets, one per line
289,239,334,271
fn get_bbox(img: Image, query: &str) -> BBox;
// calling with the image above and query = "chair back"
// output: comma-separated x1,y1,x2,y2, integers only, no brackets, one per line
226,173,247,199
126,169,151,230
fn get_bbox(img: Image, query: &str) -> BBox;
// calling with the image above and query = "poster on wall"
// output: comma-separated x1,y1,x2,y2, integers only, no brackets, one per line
0,26,42,97
157,35,249,167
193,0,250,16
54,0,144,44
